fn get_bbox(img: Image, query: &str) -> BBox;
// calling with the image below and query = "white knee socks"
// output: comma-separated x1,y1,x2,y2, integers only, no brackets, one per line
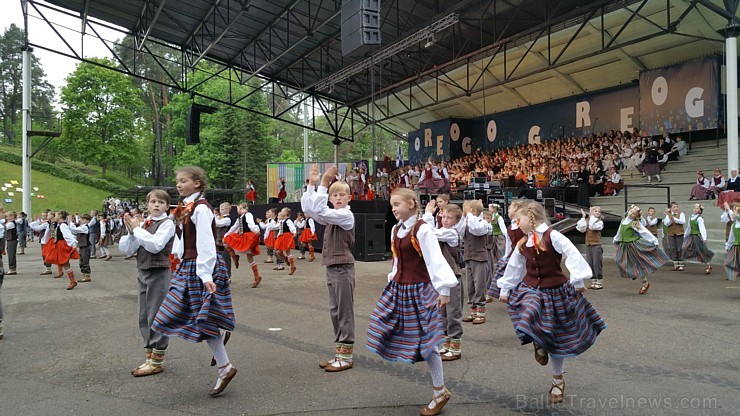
426,346,445,389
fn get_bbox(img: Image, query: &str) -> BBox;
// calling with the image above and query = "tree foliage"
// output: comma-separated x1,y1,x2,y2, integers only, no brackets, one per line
59,58,147,177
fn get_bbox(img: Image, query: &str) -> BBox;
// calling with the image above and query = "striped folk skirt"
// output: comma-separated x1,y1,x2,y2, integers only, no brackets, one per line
681,235,715,264
506,282,607,358
367,281,445,363
724,246,740,282
615,239,670,279
487,254,510,299
152,254,235,342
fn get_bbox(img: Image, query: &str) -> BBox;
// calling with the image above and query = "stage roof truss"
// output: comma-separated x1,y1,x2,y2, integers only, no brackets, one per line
22,0,740,140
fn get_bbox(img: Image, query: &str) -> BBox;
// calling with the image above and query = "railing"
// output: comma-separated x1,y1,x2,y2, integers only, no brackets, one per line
623,184,671,213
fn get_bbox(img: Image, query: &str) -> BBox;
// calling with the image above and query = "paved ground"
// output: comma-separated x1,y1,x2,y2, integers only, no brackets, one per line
0,241,738,416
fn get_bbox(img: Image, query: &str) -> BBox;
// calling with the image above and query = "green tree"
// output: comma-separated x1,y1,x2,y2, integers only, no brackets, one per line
59,58,147,177
0,24,55,146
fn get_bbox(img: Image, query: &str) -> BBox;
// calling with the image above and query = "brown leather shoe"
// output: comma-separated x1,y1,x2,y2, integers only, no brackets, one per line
309,253,315,262
472,315,486,324
66,281,78,290
209,366,237,397
252,275,262,288
419,388,452,416
639,281,650,295
534,343,549,366
549,377,565,403
132,363,164,377
318,358,336,369
324,361,353,372
440,352,461,362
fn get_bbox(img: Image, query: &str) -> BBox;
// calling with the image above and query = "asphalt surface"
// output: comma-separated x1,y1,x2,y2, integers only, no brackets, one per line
0,242,738,416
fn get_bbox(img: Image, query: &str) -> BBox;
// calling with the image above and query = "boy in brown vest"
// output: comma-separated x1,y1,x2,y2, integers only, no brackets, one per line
462,200,492,325
663,202,686,271
302,164,356,372
69,214,93,282
424,200,465,360
119,189,176,377
576,206,604,289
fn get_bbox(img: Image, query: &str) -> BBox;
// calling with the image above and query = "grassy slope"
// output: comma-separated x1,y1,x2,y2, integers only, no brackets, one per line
0,160,108,214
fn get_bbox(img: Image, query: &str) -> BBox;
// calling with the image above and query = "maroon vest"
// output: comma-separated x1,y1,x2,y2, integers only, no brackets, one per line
521,228,568,289
392,220,431,284
182,199,217,260
506,226,526,256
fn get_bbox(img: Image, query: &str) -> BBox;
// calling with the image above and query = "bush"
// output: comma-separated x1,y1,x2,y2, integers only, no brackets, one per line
0,149,126,194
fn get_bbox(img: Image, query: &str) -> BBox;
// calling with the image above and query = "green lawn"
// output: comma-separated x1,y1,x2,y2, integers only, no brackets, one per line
0,160,109,215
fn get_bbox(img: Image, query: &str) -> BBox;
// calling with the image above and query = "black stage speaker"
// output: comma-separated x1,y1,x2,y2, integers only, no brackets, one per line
419,194,438,206
341,0,381,56
186,103,218,145
352,213,386,261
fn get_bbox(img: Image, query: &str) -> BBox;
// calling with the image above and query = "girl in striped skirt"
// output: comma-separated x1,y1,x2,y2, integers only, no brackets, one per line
498,200,606,404
487,200,524,300
681,204,715,274
152,166,237,397
613,205,670,295
724,206,740,281
367,188,458,416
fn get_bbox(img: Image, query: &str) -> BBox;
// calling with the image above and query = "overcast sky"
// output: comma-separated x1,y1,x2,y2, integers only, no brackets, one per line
1,1,118,102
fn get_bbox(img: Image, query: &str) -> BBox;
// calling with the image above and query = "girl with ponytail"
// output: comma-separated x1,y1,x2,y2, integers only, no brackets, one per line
498,200,606,404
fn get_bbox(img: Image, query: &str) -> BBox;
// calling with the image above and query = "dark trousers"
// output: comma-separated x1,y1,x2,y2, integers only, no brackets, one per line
79,246,91,274
19,230,26,249
217,247,232,275
6,239,17,271
667,235,685,262
442,275,463,339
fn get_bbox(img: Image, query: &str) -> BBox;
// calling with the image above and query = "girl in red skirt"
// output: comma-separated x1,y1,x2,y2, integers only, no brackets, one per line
245,180,257,204
224,202,262,288
299,213,317,262
45,211,81,290
274,208,297,275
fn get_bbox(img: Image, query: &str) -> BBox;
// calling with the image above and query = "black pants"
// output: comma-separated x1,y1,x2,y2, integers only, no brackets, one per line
79,246,91,274
6,239,17,271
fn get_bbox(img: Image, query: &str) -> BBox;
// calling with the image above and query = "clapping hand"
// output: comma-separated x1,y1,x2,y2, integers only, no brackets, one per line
425,200,437,214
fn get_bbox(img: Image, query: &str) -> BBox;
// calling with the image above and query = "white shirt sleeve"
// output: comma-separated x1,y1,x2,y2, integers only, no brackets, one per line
417,223,458,296
698,216,707,241
191,203,218,284
215,216,231,227
60,224,78,248
498,248,526,298
287,219,297,234
721,210,734,224
466,213,492,236
119,234,139,256
387,225,399,283
635,223,658,246
301,185,355,230
132,219,176,254
727,224,737,250
550,229,591,289
224,219,241,237
434,227,459,246
589,216,604,231
675,212,686,225
246,213,260,233
308,218,316,234
576,218,587,233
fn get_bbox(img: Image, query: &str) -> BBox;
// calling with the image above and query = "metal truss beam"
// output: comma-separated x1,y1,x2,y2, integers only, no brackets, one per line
25,0,401,142
134,0,167,51
184,0,250,66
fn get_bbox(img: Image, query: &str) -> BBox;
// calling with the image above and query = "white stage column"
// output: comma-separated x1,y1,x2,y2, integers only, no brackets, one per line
22,46,32,216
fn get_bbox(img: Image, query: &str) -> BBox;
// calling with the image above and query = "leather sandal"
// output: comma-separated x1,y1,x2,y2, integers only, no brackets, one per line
132,363,164,377
209,364,237,397
324,360,353,372
639,281,650,295
549,378,565,403
252,275,262,288
472,315,486,324
319,358,336,369
705,265,712,274
534,343,549,366
419,387,452,416
440,352,461,362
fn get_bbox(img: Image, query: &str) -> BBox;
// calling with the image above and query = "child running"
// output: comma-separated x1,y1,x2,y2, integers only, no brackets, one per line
367,188,458,416
487,200,525,300
498,200,606,404
681,203,714,274
576,206,604,290
614,205,670,294
45,211,81,290
152,166,237,396
223,202,262,287
299,214,318,262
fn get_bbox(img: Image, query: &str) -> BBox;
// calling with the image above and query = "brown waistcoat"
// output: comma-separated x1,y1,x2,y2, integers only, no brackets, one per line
464,224,489,262
137,219,175,270
392,221,431,284
322,223,355,266
521,228,569,289
183,200,217,260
